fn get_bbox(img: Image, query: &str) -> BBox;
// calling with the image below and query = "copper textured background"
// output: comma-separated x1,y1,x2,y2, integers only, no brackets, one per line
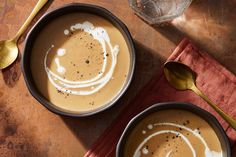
1,0,236,156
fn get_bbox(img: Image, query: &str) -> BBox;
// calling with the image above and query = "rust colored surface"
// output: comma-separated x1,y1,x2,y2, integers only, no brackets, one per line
1,0,236,156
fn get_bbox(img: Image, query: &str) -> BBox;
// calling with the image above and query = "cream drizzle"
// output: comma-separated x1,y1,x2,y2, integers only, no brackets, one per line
142,130,146,134
142,147,149,155
134,122,223,157
54,58,66,75
134,130,196,157
166,150,172,157
44,21,119,95
57,48,66,56
64,29,69,35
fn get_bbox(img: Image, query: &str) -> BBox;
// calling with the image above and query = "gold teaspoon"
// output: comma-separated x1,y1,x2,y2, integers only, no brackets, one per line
0,0,48,69
164,61,236,130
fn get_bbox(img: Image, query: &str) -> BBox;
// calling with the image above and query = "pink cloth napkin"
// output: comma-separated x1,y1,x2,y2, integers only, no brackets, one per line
84,38,236,157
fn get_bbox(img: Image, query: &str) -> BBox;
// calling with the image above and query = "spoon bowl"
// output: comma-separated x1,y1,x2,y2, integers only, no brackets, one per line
164,61,196,90
0,40,18,69
164,61,236,130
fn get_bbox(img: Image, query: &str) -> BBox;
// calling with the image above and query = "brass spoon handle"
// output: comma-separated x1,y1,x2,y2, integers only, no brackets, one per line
191,85,236,130
13,0,48,41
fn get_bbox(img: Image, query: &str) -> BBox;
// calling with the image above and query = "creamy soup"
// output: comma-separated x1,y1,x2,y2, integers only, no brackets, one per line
30,13,131,113
124,110,223,157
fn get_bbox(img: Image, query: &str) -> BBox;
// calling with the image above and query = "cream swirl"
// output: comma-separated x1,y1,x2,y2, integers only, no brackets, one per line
134,122,223,157
44,21,119,95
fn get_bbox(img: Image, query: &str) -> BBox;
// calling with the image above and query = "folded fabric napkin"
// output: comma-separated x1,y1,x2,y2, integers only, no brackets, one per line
84,38,236,157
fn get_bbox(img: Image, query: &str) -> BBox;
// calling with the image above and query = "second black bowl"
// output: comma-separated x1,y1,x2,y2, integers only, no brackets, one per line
117,102,231,157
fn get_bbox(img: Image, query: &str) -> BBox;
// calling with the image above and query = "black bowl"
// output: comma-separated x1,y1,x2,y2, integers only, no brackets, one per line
116,102,231,157
22,3,135,117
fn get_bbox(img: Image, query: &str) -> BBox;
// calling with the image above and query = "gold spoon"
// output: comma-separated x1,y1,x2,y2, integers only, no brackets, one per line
0,0,48,69
164,61,236,130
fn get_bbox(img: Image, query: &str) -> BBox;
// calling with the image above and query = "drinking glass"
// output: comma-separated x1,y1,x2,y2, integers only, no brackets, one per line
128,0,192,24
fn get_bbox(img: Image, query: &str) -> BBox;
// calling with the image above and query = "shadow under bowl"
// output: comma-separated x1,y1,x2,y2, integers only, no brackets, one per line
21,3,136,117
116,102,231,157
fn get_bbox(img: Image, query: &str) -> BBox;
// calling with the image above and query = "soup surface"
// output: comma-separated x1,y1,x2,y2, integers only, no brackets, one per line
30,13,131,113
124,109,223,157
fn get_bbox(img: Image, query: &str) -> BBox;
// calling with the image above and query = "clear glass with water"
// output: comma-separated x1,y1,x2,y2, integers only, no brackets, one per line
128,0,192,24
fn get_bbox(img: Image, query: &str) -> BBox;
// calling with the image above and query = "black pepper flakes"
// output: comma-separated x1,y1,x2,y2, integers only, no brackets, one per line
89,101,95,105
57,89,65,95
85,60,90,64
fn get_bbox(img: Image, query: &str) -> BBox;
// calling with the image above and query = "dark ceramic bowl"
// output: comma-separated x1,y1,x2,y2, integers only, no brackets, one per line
116,102,231,157
22,3,135,117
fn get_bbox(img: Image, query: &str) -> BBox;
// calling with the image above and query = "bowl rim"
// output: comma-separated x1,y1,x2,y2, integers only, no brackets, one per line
116,102,231,157
21,3,136,117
